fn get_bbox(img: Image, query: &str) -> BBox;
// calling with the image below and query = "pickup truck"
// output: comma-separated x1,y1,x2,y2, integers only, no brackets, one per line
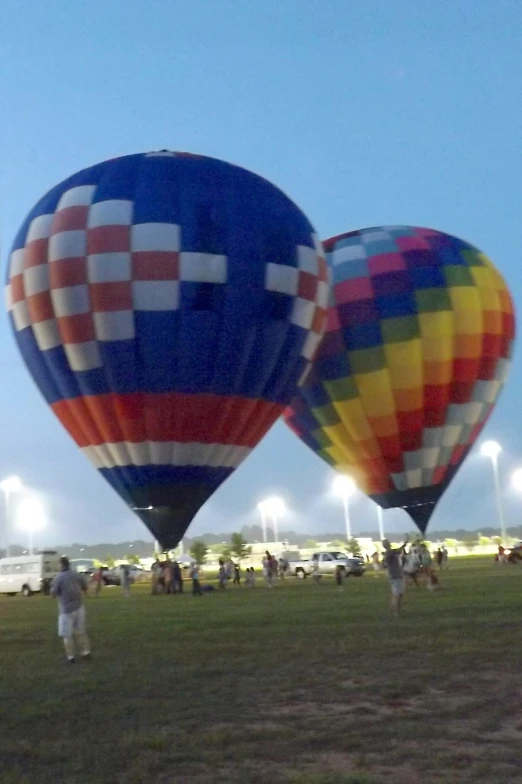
288,551,366,579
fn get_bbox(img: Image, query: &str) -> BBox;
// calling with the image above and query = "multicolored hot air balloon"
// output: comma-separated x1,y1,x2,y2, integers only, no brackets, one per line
6,152,329,548
285,226,515,532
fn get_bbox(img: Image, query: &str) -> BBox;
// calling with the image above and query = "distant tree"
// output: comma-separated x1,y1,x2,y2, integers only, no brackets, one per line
189,540,208,566
346,537,361,556
127,553,140,565
478,535,491,547
330,539,347,550
229,532,251,562
303,539,318,549
105,556,115,568
221,546,231,560
492,536,502,547
461,534,477,552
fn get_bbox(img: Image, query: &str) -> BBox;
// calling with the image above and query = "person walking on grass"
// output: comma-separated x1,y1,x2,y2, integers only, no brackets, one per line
382,536,409,616
51,556,91,664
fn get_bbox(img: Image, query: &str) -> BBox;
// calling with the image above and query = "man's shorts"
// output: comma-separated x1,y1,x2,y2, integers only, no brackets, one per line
58,606,86,637
389,578,405,597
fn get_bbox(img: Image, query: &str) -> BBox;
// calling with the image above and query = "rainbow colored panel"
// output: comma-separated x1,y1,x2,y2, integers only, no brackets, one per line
285,226,516,531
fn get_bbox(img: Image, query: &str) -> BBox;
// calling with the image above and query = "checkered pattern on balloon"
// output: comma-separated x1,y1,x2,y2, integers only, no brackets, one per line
5,152,329,548
285,226,515,531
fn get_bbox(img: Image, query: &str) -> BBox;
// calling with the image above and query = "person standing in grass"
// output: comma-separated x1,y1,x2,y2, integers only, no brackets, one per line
218,559,227,589
51,556,91,663
173,560,183,593
93,565,104,596
382,537,409,616
120,563,131,598
190,562,202,596
151,559,160,594
164,558,174,594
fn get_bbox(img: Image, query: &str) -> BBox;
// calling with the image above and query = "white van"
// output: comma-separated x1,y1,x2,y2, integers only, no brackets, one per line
0,551,60,597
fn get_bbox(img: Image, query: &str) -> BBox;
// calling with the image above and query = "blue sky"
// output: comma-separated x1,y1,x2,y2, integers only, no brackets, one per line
1,0,521,547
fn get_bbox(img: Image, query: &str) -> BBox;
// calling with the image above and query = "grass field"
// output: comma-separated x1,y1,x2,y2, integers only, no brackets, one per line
1,558,522,784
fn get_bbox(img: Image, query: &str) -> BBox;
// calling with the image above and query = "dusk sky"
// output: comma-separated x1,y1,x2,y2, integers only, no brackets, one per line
1,0,521,547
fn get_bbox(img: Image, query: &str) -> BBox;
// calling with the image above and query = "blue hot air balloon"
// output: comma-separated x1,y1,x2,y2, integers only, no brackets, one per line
6,151,329,548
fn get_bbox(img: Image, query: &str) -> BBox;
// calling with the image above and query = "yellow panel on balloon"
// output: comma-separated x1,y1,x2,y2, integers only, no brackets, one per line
421,337,453,362
384,339,421,366
331,399,374,440
471,265,496,289
355,370,395,417
326,443,360,466
449,286,481,313
324,418,371,450
476,285,501,312
387,362,423,391
452,307,483,335
418,311,454,338
384,341,422,389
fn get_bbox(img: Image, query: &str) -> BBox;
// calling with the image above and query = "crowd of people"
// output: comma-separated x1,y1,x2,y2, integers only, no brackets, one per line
380,538,449,615
49,541,452,662
215,551,290,589
150,559,184,594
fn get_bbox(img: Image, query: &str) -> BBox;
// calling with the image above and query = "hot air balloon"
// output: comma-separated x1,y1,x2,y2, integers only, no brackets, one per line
285,226,515,532
5,152,329,549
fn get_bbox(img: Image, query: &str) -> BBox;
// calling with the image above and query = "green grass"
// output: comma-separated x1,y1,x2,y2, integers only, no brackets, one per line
1,559,522,783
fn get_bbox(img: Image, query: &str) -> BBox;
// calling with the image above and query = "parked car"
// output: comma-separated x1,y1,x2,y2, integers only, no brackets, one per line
113,564,151,584
76,564,118,585
288,551,365,579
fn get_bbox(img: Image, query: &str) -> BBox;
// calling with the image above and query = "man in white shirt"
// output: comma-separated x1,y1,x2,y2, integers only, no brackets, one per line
51,556,91,663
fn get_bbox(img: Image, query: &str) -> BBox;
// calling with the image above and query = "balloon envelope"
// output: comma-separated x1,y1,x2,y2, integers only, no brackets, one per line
6,151,328,548
285,226,515,532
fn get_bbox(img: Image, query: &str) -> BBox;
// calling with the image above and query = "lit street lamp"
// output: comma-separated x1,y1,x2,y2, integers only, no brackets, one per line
0,476,23,557
481,441,507,544
333,475,356,541
257,497,285,543
16,497,45,555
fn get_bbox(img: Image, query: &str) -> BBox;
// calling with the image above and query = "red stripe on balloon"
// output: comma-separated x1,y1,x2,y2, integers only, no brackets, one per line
51,393,284,449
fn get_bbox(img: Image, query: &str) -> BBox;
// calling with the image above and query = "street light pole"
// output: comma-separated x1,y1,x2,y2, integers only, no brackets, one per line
4,490,11,557
491,452,507,545
333,476,356,543
258,498,285,544
377,505,385,541
258,505,267,542
272,512,279,544
481,441,507,545
0,477,23,557
342,495,351,540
